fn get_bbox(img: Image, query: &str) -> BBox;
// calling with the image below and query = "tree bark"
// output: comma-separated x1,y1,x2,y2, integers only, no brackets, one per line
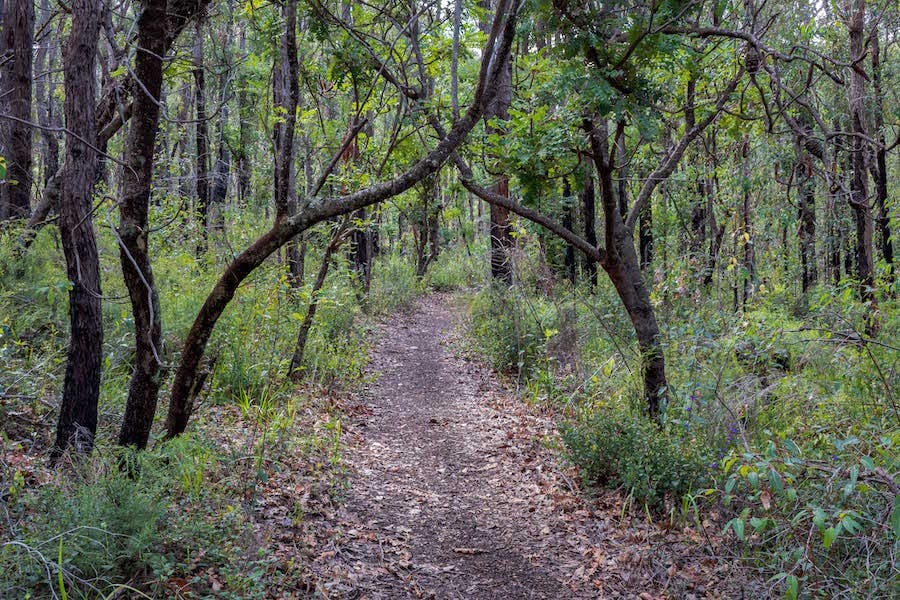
797,146,817,293
484,3,513,283
581,160,598,287
53,0,103,458
193,20,210,246
847,0,877,325
870,23,892,281
588,120,667,419
116,0,167,450
0,0,34,221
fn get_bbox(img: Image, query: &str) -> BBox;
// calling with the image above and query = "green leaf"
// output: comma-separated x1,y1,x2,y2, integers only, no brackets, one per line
823,526,837,549
785,574,799,600
729,517,745,541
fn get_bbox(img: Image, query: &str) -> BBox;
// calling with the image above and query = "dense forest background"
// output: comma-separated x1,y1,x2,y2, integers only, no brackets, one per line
0,0,898,597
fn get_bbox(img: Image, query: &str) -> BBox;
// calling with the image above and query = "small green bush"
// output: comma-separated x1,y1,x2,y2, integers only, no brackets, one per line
561,409,710,507
367,253,421,314
426,247,486,291
469,286,548,375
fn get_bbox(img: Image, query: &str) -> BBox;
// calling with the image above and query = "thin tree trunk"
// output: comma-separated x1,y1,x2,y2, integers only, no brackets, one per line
33,0,59,190
289,223,347,376
582,160,598,287
53,0,103,458
116,0,167,449
847,0,877,327
870,23,892,281
0,0,34,221
798,146,817,292
193,20,210,246
563,178,576,283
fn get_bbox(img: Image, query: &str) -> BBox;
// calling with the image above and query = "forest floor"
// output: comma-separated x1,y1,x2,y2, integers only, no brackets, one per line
297,294,758,599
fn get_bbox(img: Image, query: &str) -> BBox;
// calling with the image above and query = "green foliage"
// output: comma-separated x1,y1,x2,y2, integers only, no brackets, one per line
469,286,550,376
561,408,710,508
717,426,899,599
425,246,486,291
366,252,422,315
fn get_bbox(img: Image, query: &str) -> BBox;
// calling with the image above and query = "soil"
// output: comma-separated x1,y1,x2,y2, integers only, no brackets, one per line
303,294,756,599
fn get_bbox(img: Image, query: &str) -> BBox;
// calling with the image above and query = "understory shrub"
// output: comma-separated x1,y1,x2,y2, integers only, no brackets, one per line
469,286,550,376
560,409,710,508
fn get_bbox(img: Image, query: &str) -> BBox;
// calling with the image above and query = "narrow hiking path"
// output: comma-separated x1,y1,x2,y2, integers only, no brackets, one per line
304,294,752,599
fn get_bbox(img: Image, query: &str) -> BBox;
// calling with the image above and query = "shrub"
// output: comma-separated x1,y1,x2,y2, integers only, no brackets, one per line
469,286,548,376
367,253,421,314
426,247,486,291
560,409,710,508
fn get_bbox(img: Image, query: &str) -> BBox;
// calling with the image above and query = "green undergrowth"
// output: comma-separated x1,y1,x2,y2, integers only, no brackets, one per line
0,212,453,597
466,256,900,598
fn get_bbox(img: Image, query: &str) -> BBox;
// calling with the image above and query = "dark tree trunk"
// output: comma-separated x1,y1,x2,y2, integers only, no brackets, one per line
741,139,756,308
847,0,877,326
798,148,817,293
870,25,892,281
485,39,513,283
616,126,628,218
236,29,251,205
116,0,167,449
0,0,35,221
588,120,667,419
193,20,210,245
639,199,653,271
53,0,103,458
562,178,576,283
581,160,598,287
209,103,230,239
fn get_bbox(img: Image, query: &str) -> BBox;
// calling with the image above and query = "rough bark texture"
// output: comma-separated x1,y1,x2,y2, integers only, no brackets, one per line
0,0,35,221
847,0,876,322
870,25,891,280
589,121,667,419
165,1,520,437
581,162,598,286
797,148,817,293
53,0,103,458
33,0,60,191
116,0,167,449
193,20,210,243
484,10,513,283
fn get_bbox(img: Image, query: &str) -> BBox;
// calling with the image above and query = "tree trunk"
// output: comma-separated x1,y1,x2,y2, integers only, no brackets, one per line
581,160,598,287
797,147,817,293
484,13,513,283
53,0,103,458
870,24,892,281
562,178,576,283
193,20,210,246
34,0,59,191
116,0,167,449
589,120,667,419
0,0,34,221
847,0,877,326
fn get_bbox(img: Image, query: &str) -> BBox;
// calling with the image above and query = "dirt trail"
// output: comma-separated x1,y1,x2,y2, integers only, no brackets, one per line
306,294,746,599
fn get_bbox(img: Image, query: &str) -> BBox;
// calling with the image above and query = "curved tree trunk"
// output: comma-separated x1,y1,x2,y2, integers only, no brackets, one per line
164,5,520,437
53,0,103,458
116,0,167,449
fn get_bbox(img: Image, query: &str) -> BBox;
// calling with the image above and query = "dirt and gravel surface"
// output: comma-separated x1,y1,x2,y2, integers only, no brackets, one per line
302,294,757,599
